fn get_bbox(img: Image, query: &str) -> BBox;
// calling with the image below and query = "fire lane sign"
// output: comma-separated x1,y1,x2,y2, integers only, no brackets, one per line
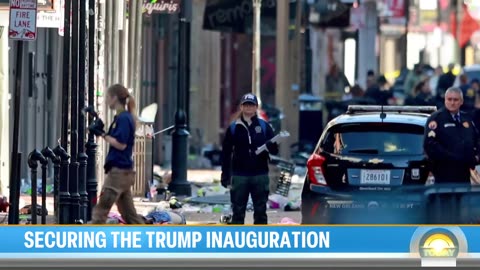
8,0,38,40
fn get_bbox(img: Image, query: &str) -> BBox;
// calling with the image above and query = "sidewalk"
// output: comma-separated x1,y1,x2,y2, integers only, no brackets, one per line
1,169,303,225
4,194,301,225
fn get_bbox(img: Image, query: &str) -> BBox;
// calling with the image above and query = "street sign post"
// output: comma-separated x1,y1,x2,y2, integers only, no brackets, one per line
7,0,38,224
8,0,38,40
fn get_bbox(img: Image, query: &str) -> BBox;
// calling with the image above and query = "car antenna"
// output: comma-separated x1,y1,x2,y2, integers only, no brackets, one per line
380,104,386,122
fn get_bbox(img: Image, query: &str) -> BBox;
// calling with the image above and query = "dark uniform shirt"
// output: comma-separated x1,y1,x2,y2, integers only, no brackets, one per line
221,115,278,178
423,108,480,183
104,111,136,173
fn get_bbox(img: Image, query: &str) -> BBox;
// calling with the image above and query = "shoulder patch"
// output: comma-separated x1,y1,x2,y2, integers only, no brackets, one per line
463,121,470,128
428,121,437,130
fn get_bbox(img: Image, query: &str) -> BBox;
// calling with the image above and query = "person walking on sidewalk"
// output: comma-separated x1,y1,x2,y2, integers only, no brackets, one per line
90,84,144,224
221,93,279,224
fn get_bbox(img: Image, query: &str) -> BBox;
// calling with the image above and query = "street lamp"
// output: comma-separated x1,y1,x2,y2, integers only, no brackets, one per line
86,0,98,221
169,0,192,197
252,0,262,106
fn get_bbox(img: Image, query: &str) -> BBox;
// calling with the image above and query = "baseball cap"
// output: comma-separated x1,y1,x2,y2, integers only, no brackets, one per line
240,93,258,105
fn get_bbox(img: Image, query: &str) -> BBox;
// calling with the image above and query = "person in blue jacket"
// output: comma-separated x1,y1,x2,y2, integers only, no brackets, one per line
221,93,279,224
90,84,144,224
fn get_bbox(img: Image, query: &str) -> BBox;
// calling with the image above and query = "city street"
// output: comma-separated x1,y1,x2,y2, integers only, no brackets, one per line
1,169,304,225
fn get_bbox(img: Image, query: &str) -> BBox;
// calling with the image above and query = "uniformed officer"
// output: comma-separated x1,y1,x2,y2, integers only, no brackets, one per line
221,93,278,224
423,87,480,184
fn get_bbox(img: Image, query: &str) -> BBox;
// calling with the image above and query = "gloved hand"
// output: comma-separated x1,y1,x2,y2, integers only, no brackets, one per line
88,118,105,137
221,173,231,189
266,140,279,153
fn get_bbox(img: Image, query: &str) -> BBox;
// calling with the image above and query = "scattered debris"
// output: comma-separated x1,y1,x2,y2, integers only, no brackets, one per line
144,210,186,224
169,196,183,209
284,201,301,211
19,204,48,216
220,214,232,224
107,212,126,224
268,194,289,210
279,217,298,224
0,196,9,212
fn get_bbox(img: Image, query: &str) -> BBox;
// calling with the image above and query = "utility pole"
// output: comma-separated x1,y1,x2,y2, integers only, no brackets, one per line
169,0,192,197
252,0,262,105
275,0,289,158
287,0,302,150
7,42,23,225
70,0,81,223
58,0,71,224
402,0,410,69
78,0,88,223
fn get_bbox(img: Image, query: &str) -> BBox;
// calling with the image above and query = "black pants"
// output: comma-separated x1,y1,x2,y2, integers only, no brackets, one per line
230,175,269,224
433,166,471,184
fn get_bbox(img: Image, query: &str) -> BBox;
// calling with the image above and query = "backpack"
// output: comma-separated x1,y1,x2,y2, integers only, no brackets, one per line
230,119,267,136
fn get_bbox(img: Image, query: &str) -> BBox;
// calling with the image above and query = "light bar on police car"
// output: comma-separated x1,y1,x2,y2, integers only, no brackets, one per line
346,106,437,114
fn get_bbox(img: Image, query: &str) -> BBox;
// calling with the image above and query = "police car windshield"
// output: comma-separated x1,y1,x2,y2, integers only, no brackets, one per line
322,123,424,156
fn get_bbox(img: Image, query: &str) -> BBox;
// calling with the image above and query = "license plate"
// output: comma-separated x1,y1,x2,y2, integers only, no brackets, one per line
360,170,390,185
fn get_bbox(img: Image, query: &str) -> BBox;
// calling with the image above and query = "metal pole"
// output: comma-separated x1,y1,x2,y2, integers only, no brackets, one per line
402,0,410,69
59,0,71,223
86,0,98,221
135,0,143,102
169,0,192,197
41,159,47,224
128,0,136,88
78,0,89,223
27,150,47,225
305,27,312,94
252,0,262,106
8,40,24,225
53,145,70,224
41,147,59,221
105,0,113,86
70,0,81,223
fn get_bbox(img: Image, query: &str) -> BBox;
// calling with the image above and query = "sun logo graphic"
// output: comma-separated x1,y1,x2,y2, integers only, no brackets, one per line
419,230,459,258
410,227,467,267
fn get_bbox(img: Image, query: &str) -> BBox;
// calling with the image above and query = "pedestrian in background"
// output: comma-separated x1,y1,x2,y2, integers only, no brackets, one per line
423,87,480,184
405,79,435,106
404,63,424,97
428,66,443,98
90,84,145,224
471,79,480,128
325,63,350,102
459,74,476,113
364,75,393,105
436,63,456,103
221,93,278,224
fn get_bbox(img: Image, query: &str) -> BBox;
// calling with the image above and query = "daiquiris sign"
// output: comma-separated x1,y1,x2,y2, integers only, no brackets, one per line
142,0,180,15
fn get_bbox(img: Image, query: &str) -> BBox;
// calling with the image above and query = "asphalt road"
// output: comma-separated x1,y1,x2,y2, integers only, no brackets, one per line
182,209,302,224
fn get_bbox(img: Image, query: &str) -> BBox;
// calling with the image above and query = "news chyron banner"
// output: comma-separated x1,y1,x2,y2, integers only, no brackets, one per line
0,225,478,267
